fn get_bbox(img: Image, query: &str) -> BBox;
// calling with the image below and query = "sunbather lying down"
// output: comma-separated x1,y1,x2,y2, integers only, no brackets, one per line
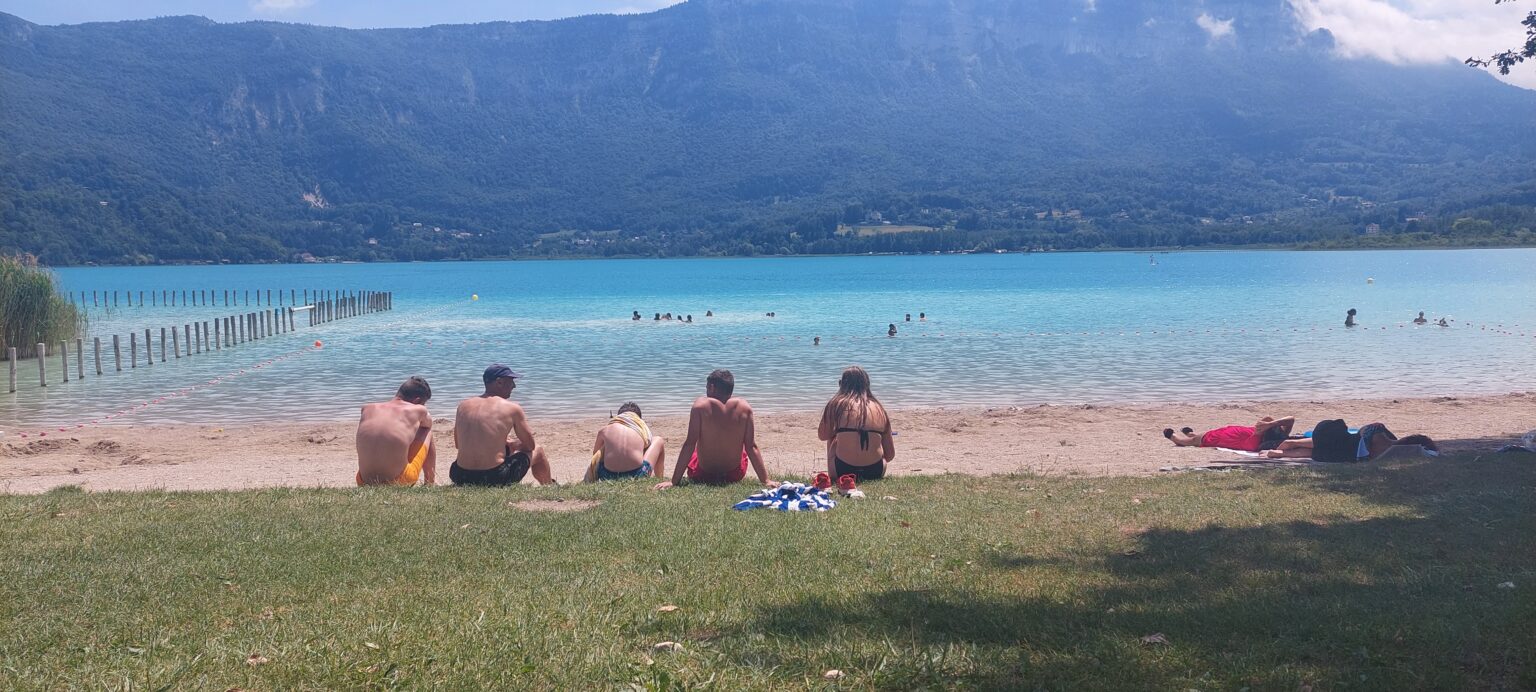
1260,419,1438,462
1164,416,1294,452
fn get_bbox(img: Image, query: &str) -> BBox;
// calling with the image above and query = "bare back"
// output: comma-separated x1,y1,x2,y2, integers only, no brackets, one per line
356,400,431,482
826,401,892,465
597,422,647,471
692,396,753,467
453,396,529,470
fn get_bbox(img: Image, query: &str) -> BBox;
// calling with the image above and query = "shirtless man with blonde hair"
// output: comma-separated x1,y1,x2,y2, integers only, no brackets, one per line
450,364,555,486
355,376,436,486
655,369,773,489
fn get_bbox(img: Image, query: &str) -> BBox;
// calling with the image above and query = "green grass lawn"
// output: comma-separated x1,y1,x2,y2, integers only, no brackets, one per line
1,456,1532,690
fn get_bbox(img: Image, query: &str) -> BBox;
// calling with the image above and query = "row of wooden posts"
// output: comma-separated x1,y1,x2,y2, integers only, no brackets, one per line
71,289,387,309
6,291,392,393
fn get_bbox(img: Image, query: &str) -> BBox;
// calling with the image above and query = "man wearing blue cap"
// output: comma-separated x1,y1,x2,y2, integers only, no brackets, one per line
450,364,555,486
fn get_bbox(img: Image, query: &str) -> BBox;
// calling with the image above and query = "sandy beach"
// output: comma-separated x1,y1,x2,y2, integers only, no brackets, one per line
1,392,1530,494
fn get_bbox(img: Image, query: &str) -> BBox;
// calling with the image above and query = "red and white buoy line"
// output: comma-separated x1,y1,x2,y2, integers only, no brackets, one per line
9,299,473,439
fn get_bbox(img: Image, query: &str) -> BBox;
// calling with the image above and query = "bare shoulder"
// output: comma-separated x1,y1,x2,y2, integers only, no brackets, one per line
731,398,754,415
690,396,712,411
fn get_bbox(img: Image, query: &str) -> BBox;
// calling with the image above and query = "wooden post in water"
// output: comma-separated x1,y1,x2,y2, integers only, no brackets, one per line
130,333,137,369
94,337,103,375
37,343,47,386
160,328,168,363
58,341,68,383
113,335,122,372
172,326,180,359
183,324,191,354
75,339,83,379
213,320,221,351
7,347,16,393
267,289,272,306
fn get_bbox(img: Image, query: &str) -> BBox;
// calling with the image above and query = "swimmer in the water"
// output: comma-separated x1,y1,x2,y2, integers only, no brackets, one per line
1413,311,1427,325
814,336,821,346
888,324,898,337
1345,308,1357,328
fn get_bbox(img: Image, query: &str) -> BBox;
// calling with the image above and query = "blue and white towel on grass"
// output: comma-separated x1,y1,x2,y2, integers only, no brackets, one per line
732,482,837,512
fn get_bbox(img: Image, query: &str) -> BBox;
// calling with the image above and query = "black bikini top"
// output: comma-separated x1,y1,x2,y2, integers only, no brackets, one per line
835,426,884,451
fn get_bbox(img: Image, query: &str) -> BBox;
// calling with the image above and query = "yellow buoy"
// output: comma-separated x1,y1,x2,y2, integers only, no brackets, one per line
1366,277,1374,284
472,294,479,301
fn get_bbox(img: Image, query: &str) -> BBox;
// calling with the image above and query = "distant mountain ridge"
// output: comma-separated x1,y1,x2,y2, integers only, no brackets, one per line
1,0,1533,264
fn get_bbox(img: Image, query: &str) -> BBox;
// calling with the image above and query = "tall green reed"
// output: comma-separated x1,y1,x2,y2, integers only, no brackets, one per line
0,255,85,360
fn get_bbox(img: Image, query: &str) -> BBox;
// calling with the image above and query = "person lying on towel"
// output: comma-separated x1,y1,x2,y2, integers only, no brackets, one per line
584,402,666,482
1163,416,1295,452
654,369,774,489
1260,420,1438,462
355,376,437,486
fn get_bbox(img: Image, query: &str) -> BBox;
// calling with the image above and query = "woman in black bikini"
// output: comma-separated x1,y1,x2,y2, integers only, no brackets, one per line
817,366,896,482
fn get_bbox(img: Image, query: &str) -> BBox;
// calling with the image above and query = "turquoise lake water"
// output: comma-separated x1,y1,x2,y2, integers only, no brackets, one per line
3,249,1533,429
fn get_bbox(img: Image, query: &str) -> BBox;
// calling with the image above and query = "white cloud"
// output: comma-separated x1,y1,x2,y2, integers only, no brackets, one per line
251,0,315,12
1083,0,1098,13
1290,0,1536,88
1195,12,1235,40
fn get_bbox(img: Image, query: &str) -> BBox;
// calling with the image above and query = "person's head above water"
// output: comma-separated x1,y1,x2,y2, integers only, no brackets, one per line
1347,308,1357,316
706,369,735,400
396,376,431,405
482,364,521,398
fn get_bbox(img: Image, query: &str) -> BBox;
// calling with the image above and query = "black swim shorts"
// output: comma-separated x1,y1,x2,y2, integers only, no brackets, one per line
450,448,531,486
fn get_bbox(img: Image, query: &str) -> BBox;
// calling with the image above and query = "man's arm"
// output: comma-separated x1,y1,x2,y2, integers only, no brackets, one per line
742,405,773,486
416,406,436,486
656,403,701,489
1255,416,1295,436
509,402,538,453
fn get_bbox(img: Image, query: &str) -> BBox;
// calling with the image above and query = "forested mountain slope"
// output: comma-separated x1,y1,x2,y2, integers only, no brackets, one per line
2,0,1533,263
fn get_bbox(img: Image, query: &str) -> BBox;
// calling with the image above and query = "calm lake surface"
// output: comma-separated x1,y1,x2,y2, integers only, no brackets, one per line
4,249,1533,429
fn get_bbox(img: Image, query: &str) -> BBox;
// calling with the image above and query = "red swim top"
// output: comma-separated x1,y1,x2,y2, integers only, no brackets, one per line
1201,425,1261,451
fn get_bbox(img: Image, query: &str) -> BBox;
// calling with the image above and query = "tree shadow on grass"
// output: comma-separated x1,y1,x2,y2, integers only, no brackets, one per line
736,458,1536,689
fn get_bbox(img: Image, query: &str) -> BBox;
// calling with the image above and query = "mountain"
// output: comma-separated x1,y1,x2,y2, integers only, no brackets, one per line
2,0,1534,264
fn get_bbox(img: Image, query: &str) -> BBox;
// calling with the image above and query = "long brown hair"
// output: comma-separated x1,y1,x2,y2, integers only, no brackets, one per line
822,366,884,429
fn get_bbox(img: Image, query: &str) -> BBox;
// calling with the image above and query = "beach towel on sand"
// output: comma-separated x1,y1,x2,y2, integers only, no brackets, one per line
732,482,837,512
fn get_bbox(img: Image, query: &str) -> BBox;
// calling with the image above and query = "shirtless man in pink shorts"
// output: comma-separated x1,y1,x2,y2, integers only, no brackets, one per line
654,369,774,489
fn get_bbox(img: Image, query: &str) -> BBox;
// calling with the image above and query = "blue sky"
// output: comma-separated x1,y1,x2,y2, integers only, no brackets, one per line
0,0,685,27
